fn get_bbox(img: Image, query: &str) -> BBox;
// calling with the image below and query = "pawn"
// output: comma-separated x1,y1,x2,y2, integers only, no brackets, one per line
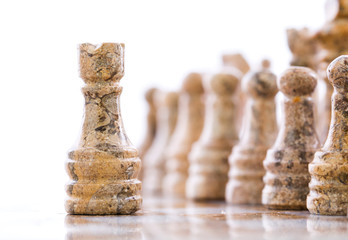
138,87,158,180
143,91,179,195
138,88,158,160
262,66,320,210
307,55,348,215
186,70,240,200
226,60,278,204
163,73,205,197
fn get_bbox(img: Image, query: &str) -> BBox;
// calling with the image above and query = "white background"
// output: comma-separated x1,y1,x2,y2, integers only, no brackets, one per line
0,0,325,213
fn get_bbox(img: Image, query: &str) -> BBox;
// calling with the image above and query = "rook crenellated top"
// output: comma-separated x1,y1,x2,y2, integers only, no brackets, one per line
79,43,125,83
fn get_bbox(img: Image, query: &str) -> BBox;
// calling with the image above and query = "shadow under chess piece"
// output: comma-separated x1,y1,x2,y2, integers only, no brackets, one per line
186,70,240,200
143,91,179,196
163,73,205,198
65,43,142,215
307,55,348,216
262,67,320,210
226,60,278,205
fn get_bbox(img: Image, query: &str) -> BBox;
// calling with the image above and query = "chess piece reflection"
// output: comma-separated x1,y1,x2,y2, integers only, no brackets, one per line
163,73,205,198
226,60,278,204
65,215,143,240
186,70,240,200
65,43,142,215
307,55,348,216
262,67,320,210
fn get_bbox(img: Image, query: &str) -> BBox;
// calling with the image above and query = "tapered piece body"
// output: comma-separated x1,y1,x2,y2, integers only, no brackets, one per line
262,67,320,210
226,61,278,204
315,0,348,143
186,70,240,200
143,91,179,195
307,55,348,215
163,73,205,198
65,43,142,215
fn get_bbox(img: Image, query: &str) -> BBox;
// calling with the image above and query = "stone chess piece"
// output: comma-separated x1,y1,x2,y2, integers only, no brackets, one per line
163,73,205,198
314,0,348,143
138,87,158,180
143,91,179,196
307,55,348,216
138,88,158,160
222,53,250,131
186,70,240,200
262,67,320,210
65,43,142,215
287,28,318,69
226,60,278,204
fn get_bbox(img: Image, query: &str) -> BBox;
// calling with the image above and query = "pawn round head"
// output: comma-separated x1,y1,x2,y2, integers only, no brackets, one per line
79,43,125,83
181,73,204,94
145,87,159,103
243,71,277,99
278,67,317,97
327,55,348,92
208,73,239,95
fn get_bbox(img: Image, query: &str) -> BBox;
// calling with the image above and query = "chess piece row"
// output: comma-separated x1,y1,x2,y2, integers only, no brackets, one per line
141,55,348,216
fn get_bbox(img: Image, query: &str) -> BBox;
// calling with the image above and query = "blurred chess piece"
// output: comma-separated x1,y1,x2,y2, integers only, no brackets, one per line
163,73,205,198
222,53,250,75
143,91,179,196
226,60,278,204
138,87,159,180
307,55,348,215
186,70,240,200
65,43,142,215
262,67,320,210
287,27,318,69
314,0,348,143
222,53,250,132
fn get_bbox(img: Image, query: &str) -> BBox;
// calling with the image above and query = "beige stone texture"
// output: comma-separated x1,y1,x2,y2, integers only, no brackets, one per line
314,0,348,143
226,61,278,205
143,91,179,196
262,67,320,210
307,55,348,216
65,43,142,215
163,73,205,198
287,28,318,69
186,70,240,200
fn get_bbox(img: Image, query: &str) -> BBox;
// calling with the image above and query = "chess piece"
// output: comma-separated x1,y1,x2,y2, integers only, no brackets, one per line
222,53,250,75
138,88,158,160
314,0,348,143
262,67,320,210
226,60,278,204
222,53,250,132
186,70,240,200
163,73,205,197
287,28,318,69
307,55,348,216
143,91,179,195
138,87,158,180
65,43,142,215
